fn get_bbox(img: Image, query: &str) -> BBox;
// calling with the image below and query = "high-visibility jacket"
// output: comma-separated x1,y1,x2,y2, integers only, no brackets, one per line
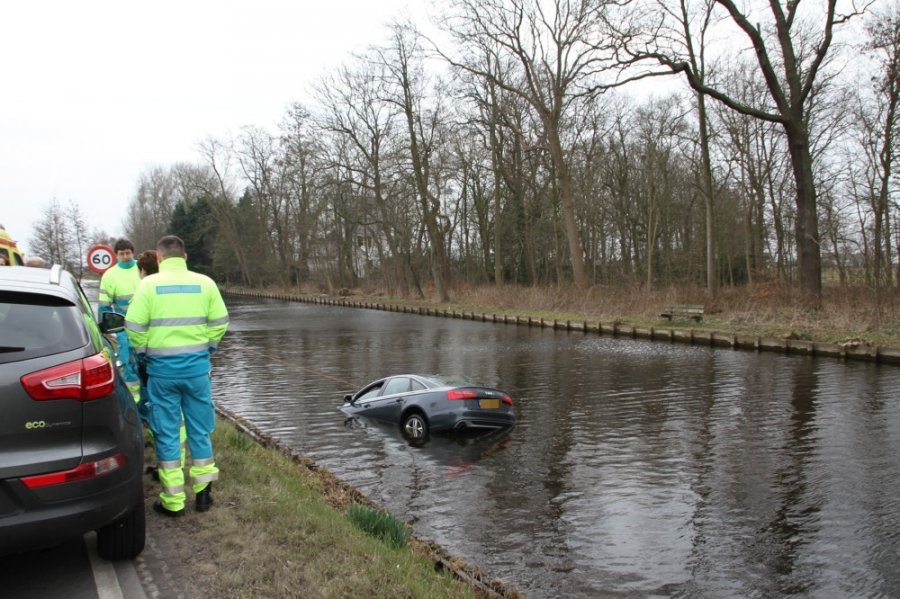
98,261,140,315
124,257,229,379
99,261,141,388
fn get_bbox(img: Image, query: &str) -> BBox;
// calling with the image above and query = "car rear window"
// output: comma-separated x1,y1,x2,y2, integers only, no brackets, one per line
0,292,86,363
425,375,471,388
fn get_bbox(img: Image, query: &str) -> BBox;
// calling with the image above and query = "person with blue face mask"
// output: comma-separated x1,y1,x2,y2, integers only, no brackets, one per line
99,238,141,400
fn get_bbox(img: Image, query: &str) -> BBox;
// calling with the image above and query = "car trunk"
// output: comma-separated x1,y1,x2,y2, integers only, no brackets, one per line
0,352,86,481
0,294,89,493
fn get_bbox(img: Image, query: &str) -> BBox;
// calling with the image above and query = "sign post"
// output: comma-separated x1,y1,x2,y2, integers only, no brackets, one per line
86,244,116,274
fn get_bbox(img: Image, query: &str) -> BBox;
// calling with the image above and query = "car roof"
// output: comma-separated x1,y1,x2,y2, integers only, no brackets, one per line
0,265,76,302
384,374,473,387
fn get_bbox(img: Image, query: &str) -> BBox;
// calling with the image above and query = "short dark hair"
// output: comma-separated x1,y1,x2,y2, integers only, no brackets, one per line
137,250,159,275
156,235,186,259
113,239,134,253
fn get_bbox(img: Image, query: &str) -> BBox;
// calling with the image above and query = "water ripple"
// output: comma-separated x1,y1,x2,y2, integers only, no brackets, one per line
214,296,900,598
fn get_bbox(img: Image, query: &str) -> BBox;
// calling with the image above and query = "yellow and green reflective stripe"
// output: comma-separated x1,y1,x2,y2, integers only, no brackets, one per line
158,466,186,510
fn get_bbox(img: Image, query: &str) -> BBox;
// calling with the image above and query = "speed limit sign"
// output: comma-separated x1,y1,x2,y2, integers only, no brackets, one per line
87,244,116,274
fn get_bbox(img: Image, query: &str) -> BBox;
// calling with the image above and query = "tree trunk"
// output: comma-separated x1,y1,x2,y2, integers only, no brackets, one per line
784,122,822,305
696,93,718,297
399,79,451,302
489,83,504,286
545,124,588,288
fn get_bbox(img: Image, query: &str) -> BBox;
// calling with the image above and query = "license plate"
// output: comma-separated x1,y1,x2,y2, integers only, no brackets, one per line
479,399,500,409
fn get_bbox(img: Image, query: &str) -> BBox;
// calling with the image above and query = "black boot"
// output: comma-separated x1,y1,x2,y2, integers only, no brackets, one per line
195,483,213,513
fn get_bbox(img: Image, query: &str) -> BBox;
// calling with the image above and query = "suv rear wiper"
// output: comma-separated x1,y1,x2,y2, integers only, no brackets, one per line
0,346,26,352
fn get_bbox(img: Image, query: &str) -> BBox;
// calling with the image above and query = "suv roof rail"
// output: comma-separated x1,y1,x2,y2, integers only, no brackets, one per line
49,264,63,286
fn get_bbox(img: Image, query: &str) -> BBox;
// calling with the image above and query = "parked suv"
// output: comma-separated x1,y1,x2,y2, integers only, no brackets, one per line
0,265,145,560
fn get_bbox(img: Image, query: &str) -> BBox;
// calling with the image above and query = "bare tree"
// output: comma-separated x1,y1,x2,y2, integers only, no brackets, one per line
30,198,72,269
279,104,324,290
124,166,179,251
65,200,90,278
631,97,693,286
438,0,631,288
621,0,871,306
232,125,296,285
712,61,793,282
197,137,254,286
650,0,721,295
314,62,422,297
861,4,900,290
376,23,454,301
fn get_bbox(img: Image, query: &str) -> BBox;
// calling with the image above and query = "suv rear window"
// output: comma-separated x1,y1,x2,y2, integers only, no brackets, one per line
0,292,86,363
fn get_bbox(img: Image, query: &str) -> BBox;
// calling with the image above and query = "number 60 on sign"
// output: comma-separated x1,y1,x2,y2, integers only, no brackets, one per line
86,244,116,274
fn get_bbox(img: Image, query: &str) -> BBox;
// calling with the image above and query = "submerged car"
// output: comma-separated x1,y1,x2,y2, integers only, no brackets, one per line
0,265,145,560
341,374,515,441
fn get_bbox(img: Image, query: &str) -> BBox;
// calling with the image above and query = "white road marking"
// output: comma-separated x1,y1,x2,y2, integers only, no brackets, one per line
84,532,124,599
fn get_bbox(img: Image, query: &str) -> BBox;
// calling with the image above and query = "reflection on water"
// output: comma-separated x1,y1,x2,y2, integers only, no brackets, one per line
213,296,900,598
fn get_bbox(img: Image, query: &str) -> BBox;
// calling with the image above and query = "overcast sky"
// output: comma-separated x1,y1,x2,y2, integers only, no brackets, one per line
0,0,426,255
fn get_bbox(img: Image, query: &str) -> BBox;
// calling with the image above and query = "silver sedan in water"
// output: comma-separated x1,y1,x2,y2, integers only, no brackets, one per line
340,374,516,441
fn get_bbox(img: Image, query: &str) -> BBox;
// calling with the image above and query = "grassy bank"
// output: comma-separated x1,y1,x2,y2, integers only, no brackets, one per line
143,417,507,598
332,283,900,349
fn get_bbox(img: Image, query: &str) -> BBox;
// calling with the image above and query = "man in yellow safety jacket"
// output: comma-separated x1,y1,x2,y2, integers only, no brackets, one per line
125,235,229,517
99,238,142,400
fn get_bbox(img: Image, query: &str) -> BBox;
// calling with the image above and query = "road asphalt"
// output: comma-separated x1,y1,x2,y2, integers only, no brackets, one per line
0,517,187,599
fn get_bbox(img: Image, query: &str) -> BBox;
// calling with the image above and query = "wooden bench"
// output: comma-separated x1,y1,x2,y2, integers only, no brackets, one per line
659,304,705,322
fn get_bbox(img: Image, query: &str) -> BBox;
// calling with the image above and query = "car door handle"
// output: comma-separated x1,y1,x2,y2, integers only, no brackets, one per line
395,398,403,403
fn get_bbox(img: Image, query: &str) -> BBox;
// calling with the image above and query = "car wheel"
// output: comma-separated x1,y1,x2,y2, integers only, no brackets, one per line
403,412,428,441
96,494,146,560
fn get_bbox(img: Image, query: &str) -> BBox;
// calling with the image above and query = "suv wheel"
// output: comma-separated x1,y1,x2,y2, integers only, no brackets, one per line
96,494,146,560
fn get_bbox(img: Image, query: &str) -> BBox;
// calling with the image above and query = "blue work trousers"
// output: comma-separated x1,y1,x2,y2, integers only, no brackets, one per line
116,329,140,386
148,375,215,463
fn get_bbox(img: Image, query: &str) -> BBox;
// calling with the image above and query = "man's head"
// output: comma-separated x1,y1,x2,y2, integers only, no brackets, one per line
156,235,186,260
113,239,135,264
25,256,46,268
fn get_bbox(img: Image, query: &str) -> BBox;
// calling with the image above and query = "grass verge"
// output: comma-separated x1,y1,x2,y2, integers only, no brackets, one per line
143,417,488,599
328,283,900,349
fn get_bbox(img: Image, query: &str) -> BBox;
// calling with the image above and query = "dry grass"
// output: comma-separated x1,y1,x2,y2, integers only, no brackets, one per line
342,282,900,347
143,419,486,599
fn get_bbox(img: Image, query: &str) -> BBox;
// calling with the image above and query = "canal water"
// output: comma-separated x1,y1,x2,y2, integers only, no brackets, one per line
212,295,900,598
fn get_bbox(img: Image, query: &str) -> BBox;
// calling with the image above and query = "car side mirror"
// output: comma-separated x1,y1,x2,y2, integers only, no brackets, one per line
99,312,125,334
343,393,354,404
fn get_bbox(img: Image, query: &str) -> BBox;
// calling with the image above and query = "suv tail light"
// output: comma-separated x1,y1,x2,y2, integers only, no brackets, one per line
21,353,116,401
20,454,128,488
